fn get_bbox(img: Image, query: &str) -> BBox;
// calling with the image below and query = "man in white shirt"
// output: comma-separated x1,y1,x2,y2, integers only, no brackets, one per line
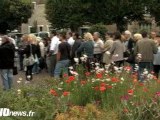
66,32,75,46
93,32,104,63
49,31,60,76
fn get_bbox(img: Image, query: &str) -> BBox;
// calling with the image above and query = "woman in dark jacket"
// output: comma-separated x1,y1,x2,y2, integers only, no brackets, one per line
0,36,15,90
23,34,40,83
77,32,94,71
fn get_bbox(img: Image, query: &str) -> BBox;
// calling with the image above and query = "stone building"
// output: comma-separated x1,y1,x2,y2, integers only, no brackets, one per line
21,0,50,33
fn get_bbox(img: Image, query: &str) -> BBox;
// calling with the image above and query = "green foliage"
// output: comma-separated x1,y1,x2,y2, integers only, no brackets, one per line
45,0,157,32
0,0,32,33
89,24,107,40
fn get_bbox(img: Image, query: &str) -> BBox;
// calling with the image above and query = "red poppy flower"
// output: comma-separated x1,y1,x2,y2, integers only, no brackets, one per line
123,108,129,113
96,73,103,79
157,80,160,83
133,79,138,84
128,89,134,95
100,86,106,92
143,88,148,92
156,91,160,96
50,89,58,96
100,82,106,87
63,74,68,78
81,80,87,85
68,76,75,81
66,79,71,84
63,91,70,96
111,77,119,82
107,85,113,89
85,72,91,76
94,86,99,91
139,83,144,86
124,66,131,71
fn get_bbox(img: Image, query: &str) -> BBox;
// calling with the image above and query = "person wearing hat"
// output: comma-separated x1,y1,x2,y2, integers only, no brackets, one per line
0,36,15,90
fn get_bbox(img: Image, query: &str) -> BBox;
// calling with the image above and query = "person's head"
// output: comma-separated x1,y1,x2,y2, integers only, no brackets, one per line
121,34,126,41
93,32,100,41
124,30,132,40
36,37,42,43
133,33,142,42
59,32,67,41
141,31,148,38
28,34,37,44
150,31,157,39
50,30,57,38
84,32,93,41
73,32,79,40
1,35,10,44
21,34,28,42
157,37,160,45
114,31,121,40
66,32,72,39
105,32,113,40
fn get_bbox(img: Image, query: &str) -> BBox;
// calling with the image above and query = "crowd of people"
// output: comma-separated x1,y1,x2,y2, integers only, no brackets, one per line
0,30,160,90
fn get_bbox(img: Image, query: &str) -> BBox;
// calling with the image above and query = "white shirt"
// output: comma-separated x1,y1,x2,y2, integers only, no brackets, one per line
50,36,60,54
94,39,104,54
67,37,75,46
39,41,45,57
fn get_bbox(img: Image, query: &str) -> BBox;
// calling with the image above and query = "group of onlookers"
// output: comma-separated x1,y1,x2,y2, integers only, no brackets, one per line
0,30,160,90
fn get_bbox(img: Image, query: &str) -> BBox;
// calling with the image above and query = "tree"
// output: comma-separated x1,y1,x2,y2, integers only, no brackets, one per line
0,0,32,34
45,0,155,32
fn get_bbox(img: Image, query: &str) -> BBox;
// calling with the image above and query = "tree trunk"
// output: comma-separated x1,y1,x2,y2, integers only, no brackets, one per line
116,22,128,33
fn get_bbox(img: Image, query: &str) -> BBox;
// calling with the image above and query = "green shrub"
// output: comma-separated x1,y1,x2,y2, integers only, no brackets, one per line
89,23,107,40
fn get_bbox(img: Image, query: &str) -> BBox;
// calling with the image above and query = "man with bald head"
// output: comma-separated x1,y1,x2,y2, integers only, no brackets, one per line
93,32,104,63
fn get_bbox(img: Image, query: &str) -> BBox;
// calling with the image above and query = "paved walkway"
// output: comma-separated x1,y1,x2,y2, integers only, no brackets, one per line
0,70,52,89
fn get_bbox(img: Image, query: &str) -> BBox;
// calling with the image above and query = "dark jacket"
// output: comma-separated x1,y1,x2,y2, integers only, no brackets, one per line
0,41,15,69
77,40,94,58
71,39,82,58
23,44,41,58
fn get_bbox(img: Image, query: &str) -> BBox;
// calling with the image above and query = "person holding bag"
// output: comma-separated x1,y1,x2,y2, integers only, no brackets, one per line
23,34,38,83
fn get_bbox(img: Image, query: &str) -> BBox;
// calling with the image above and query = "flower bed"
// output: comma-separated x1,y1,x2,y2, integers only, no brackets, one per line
0,64,160,120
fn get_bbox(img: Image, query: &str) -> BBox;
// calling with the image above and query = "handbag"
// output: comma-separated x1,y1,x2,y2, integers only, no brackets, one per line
23,45,35,66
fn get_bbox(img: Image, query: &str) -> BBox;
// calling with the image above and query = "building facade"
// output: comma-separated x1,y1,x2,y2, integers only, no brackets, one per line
21,0,50,33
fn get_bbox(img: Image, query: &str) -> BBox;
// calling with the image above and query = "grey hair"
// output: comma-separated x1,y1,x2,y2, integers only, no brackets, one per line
94,32,100,37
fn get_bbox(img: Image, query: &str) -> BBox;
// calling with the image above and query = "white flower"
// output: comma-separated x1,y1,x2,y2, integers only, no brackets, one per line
27,75,31,79
17,89,21,95
143,70,148,75
83,54,88,58
106,79,111,82
19,78,23,81
114,66,119,71
17,81,21,84
114,54,119,57
106,51,111,55
95,63,100,66
70,70,78,76
69,66,74,70
74,58,79,63
121,77,124,81
60,82,64,85
58,88,63,90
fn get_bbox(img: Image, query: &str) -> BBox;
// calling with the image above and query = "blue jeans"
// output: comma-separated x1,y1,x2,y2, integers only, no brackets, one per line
0,69,13,90
54,59,70,78
32,62,39,74
138,62,153,81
